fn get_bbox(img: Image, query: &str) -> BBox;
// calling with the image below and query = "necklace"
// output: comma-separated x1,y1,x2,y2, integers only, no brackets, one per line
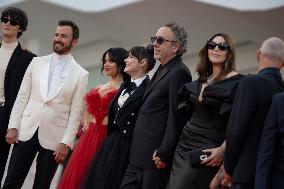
99,82,122,93
198,76,216,102
108,82,122,87
206,76,216,85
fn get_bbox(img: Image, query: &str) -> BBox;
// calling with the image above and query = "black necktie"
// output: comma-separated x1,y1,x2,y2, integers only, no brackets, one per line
124,82,137,94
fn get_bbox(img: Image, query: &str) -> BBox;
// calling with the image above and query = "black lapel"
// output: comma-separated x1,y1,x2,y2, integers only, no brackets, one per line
108,81,127,116
120,77,149,112
143,56,181,99
143,67,168,99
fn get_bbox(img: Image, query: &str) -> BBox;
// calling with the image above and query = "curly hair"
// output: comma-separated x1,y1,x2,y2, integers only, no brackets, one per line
165,22,188,55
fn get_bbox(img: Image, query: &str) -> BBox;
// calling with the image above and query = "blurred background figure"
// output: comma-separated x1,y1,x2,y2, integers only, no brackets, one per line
256,91,284,189
224,37,284,189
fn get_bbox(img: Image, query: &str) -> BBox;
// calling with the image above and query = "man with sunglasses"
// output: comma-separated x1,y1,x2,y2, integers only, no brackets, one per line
0,7,36,183
223,37,284,189
120,22,192,189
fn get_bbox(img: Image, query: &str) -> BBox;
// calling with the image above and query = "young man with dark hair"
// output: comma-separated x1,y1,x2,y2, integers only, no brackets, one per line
0,7,36,182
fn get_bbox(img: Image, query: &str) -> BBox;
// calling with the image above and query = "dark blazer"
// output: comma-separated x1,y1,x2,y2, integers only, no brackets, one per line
255,92,284,189
108,77,150,137
0,42,36,180
224,67,284,184
0,43,36,127
129,56,192,169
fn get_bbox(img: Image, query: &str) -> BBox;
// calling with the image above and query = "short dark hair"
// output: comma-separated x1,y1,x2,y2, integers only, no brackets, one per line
1,7,28,38
101,47,130,81
129,44,156,72
58,20,79,40
196,33,236,83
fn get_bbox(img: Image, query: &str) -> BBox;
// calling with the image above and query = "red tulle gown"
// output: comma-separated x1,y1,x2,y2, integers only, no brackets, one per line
57,87,118,189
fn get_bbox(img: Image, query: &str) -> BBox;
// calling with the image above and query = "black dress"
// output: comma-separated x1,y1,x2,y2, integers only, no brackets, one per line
82,78,149,189
167,74,243,189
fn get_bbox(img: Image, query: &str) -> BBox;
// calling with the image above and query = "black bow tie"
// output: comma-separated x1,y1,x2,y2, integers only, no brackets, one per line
124,82,137,94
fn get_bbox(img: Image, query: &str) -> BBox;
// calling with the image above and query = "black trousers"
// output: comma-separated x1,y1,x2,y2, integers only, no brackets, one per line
271,169,284,189
120,164,170,189
0,105,10,183
2,131,58,189
231,183,254,189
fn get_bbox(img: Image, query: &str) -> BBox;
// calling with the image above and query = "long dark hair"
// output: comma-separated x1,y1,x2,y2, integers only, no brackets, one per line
101,47,130,81
196,33,236,83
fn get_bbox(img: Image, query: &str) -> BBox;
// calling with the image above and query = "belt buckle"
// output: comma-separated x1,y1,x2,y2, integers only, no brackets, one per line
0,102,4,107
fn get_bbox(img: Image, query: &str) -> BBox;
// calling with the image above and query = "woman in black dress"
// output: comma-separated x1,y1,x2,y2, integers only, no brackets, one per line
166,33,243,189
82,45,155,189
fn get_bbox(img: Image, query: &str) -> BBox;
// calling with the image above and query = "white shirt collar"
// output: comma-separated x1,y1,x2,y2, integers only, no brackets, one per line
52,52,72,65
1,41,18,51
131,75,147,87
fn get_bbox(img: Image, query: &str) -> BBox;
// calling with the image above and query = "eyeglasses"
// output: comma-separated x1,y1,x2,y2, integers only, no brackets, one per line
151,36,176,45
206,41,230,51
1,17,19,26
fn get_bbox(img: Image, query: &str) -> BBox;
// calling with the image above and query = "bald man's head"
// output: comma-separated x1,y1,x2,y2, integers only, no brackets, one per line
260,37,284,61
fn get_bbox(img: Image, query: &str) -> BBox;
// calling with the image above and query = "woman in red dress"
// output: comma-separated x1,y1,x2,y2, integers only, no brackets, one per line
57,47,129,189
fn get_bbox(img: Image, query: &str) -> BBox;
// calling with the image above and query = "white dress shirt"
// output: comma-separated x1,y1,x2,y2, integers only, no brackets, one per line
48,53,71,97
118,75,147,108
0,41,18,102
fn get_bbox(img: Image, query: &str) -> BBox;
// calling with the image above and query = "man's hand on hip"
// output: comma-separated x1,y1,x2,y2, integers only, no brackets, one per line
6,128,19,144
53,143,70,163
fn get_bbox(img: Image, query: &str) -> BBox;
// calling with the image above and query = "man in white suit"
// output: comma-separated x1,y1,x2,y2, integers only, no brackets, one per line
2,20,89,189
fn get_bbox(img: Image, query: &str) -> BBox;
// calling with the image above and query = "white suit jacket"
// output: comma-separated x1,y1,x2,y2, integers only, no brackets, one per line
8,54,89,150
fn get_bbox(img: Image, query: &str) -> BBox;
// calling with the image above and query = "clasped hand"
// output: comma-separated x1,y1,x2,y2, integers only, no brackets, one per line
152,150,167,169
53,143,70,163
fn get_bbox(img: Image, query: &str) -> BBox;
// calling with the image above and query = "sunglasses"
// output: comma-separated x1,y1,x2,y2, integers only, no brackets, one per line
151,36,176,45
206,41,230,51
1,17,19,26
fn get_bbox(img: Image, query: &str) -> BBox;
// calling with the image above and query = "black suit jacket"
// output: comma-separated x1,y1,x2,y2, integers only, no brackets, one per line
224,67,284,184
129,56,192,169
0,43,36,133
108,77,149,137
255,92,284,189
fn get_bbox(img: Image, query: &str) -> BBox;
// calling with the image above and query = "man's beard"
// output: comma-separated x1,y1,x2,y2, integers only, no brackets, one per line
53,41,72,55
